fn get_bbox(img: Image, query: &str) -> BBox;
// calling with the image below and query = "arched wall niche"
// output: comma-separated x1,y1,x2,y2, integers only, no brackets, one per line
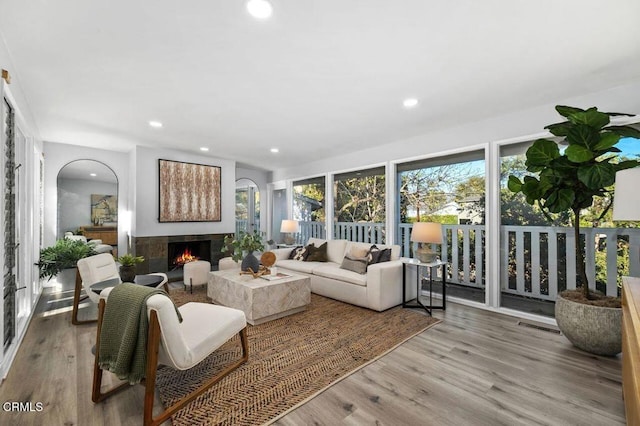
56,159,118,245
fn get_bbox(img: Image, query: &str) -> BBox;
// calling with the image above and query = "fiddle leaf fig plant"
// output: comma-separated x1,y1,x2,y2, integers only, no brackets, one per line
508,105,640,300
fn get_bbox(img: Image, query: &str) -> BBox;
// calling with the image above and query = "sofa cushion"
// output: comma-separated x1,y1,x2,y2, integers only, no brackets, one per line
340,254,368,274
368,245,392,265
345,241,401,261
305,242,328,262
345,241,372,260
277,259,322,274
290,244,314,261
348,245,370,259
309,238,347,264
314,263,367,286
287,246,303,259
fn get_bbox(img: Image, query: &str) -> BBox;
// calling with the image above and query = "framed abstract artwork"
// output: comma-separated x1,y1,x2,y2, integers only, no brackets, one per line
158,159,222,222
91,194,117,225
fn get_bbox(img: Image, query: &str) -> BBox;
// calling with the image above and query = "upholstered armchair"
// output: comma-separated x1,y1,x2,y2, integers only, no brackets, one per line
72,253,169,325
92,286,248,426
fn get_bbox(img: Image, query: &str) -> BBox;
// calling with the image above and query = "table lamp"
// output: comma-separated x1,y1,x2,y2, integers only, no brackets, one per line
613,168,640,265
280,219,299,245
410,222,443,263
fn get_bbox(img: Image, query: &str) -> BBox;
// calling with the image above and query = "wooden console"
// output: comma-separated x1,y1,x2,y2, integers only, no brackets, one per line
80,226,117,245
622,276,640,424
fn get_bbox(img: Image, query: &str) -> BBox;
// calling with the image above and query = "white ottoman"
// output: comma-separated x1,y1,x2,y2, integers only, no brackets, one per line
183,260,211,293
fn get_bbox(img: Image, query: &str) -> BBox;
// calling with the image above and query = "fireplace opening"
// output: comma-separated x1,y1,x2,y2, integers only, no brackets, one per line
167,241,211,270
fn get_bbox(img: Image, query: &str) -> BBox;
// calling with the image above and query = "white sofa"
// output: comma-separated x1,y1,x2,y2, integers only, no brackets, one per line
270,238,404,312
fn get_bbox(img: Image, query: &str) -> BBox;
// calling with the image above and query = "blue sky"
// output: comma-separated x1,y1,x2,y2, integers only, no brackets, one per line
618,137,640,158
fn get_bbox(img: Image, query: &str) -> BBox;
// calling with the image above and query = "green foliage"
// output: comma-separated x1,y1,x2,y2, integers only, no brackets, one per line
293,183,325,222
509,106,640,219
508,105,640,296
335,175,386,223
406,214,458,225
399,162,485,224
222,230,265,262
36,239,97,281
115,254,145,266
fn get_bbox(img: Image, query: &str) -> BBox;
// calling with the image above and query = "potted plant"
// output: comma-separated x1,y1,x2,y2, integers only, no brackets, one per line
115,254,145,282
508,105,640,355
222,230,265,272
37,238,97,282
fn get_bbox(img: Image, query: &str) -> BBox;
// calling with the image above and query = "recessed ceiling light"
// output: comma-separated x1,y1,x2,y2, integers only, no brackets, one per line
149,120,163,128
200,147,210,152
247,0,273,20
270,148,279,153
90,173,97,177
403,98,419,109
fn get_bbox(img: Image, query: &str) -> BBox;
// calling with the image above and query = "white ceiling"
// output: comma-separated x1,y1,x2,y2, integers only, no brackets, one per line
1,0,639,171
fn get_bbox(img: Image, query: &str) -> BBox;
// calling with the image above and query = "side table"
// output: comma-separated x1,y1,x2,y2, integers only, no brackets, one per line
402,259,448,316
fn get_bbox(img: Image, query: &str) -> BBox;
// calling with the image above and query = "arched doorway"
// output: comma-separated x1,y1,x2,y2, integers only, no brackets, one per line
235,178,259,235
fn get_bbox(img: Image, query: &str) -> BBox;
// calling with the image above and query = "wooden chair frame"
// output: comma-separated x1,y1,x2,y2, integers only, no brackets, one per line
72,268,97,325
92,299,249,426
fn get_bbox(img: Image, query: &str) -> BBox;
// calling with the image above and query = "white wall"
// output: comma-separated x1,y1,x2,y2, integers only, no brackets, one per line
43,142,129,253
132,146,236,237
271,80,640,182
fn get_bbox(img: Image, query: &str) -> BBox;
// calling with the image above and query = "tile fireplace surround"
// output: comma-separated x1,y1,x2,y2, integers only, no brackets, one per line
133,234,226,276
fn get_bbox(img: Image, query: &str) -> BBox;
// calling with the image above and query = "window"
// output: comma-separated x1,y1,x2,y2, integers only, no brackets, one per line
397,150,486,303
333,166,385,243
293,176,325,240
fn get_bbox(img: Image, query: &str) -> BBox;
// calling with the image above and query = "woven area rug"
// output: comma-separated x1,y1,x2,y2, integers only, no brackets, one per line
160,286,440,425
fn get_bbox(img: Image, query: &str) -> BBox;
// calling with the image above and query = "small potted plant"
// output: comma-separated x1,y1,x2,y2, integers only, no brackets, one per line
115,254,145,282
222,230,265,272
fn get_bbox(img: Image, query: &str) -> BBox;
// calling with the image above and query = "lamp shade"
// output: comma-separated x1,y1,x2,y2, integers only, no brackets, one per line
410,222,443,244
280,219,299,233
613,168,640,221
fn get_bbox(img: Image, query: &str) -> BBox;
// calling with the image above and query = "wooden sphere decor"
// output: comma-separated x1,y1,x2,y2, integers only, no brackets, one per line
260,251,276,267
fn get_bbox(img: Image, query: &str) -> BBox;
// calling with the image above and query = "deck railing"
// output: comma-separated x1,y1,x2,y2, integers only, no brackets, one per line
399,223,640,300
499,226,640,299
235,220,260,237
317,221,640,301
296,221,384,245
245,219,639,301
333,222,385,244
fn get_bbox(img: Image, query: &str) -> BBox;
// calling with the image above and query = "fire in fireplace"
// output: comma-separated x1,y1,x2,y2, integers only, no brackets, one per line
174,247,198,266
168,241,211,269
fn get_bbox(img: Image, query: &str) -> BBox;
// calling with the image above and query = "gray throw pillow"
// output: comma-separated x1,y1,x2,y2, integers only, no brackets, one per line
340,254,368,274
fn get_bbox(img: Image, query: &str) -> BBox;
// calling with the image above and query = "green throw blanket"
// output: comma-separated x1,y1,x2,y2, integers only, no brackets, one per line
98,283,182,384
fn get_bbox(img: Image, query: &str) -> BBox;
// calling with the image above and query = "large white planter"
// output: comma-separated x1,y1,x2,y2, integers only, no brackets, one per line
555,293,622,356
44,267,78,288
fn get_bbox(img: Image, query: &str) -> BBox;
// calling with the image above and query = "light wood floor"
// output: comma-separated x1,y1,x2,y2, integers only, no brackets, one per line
0,282,625,426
